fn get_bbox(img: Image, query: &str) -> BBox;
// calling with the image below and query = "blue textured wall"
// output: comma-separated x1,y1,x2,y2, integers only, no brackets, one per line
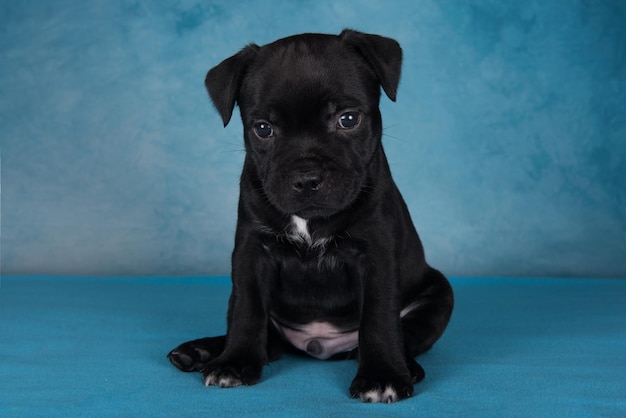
1,1,624,277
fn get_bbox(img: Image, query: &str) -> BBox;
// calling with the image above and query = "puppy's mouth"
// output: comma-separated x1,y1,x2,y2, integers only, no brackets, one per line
284,193,346,219
291,204,338,219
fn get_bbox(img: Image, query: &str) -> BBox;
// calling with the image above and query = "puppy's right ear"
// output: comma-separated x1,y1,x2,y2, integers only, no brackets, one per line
205,44,259,126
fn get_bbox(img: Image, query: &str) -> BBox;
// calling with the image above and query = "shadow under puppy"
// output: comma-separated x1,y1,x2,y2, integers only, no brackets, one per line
168,29,454,404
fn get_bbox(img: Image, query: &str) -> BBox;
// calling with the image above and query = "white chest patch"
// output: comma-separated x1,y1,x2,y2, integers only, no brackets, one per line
288,215,330,249
290,215,311,242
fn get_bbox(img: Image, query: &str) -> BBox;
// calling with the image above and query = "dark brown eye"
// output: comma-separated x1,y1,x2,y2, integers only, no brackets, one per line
254,122,274,138
337,112,360,129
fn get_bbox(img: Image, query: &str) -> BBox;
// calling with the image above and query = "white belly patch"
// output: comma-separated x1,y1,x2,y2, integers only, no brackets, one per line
271,319,358,360
270,302,421,360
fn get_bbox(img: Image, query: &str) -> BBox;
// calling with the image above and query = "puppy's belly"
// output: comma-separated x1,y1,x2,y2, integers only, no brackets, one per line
271,318,358,360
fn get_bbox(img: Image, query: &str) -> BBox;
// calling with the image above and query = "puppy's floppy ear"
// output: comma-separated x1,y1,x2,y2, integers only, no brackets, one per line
205,44,260,126
340,29,403,102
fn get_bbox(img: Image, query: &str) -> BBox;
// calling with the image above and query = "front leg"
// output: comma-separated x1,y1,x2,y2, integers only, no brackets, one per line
350,256,414,403
202,289,267,387
201,325,287,387
202,240,271,388
350,322,414,402
202,355,264,388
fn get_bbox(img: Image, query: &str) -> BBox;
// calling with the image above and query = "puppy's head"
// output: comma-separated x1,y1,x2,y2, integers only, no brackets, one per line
206,29,402,219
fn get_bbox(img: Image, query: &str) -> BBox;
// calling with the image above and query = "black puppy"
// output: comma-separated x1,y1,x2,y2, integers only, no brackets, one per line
168,29,453,403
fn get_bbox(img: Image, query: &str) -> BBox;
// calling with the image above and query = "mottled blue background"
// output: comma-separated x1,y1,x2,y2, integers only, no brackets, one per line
1,1,624,277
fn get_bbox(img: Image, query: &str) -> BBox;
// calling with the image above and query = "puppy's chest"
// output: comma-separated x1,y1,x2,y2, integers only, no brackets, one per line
265,216,362,326
264,215,358,268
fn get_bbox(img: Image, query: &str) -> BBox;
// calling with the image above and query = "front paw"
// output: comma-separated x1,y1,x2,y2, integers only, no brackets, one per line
203,359,263,388
349,373,414,403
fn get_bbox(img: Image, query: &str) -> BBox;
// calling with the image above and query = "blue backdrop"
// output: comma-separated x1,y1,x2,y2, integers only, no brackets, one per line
1,0,624,277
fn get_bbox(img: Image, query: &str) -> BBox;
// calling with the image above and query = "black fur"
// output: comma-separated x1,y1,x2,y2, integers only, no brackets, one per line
168,29,453,403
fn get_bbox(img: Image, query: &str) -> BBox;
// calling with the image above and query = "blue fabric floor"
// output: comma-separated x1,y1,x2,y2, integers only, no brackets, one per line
1,276,624,417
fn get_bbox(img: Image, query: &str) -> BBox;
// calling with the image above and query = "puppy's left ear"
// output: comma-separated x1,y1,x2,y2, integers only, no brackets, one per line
205,44,260,126
340,29,403,102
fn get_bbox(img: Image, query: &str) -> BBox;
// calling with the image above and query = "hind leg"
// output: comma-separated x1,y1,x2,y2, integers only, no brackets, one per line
402,267,454,359
168,336,226,372
168,325,286,373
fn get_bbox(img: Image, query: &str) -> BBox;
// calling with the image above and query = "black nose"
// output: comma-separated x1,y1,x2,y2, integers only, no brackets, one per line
292,171,323,195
